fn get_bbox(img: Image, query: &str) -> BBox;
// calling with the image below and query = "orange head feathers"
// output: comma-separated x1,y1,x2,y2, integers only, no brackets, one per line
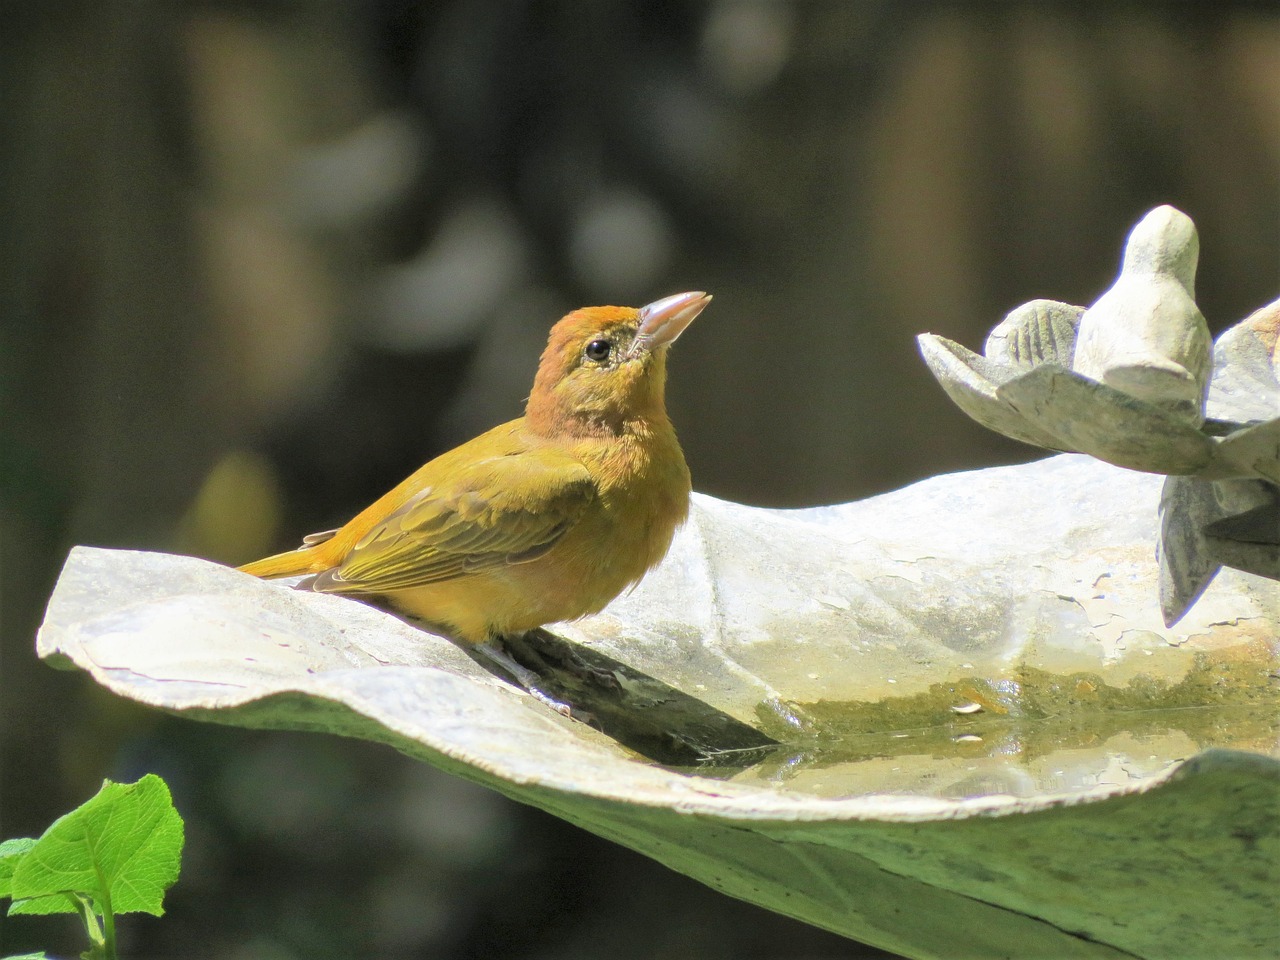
239,292,711,647
526,291,710,437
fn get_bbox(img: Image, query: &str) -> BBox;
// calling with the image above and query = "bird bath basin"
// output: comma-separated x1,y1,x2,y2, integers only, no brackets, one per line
36,453,1279,960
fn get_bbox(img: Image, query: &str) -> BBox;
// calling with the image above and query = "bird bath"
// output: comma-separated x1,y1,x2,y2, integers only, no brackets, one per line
35,450,1279,960
33,206,1280,960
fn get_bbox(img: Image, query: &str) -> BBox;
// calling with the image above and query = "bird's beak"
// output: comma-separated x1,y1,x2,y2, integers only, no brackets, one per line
629,291,711,357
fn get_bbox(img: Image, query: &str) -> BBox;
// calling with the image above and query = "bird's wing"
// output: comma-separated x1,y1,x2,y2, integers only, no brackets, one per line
314,452,596,593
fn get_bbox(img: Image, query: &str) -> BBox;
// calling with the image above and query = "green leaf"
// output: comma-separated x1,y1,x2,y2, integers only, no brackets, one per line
0,836,67,915
2,952,50,959
8,775,183,918
0,838,36,897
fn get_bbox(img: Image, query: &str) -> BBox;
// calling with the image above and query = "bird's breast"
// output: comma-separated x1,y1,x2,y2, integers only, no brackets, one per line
516,427,690,615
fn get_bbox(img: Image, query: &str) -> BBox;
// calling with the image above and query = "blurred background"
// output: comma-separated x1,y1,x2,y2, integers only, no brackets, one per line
2,2,1277,957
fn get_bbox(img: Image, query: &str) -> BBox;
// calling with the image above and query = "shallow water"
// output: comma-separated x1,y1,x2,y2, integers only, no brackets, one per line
671,703,1278,801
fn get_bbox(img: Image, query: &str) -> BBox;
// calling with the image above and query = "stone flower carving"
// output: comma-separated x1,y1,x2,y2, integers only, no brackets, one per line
918,206,1279,623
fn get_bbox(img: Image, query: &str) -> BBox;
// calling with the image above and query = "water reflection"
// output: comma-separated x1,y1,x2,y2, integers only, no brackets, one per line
670,704,1278,801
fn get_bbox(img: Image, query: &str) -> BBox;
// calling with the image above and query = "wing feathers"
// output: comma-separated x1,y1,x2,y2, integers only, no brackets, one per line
316,454,595,594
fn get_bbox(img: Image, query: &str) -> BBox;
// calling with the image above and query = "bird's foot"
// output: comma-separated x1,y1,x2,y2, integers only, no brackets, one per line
474,640,573,717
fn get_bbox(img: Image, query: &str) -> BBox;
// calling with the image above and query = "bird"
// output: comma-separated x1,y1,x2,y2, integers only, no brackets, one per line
1071,205,1211,425
239,291,710,707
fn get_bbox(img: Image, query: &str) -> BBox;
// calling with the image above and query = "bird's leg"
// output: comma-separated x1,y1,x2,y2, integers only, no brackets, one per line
474,638,573,717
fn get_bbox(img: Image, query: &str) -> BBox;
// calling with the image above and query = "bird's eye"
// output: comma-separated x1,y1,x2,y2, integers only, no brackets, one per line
584,339,612,363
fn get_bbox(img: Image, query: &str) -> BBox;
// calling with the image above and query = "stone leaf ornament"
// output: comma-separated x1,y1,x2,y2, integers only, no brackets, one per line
38,451,1279,960
918,206,1280,624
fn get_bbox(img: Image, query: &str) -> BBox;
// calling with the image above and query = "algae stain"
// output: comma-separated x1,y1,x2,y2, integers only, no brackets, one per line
751,649,1277,743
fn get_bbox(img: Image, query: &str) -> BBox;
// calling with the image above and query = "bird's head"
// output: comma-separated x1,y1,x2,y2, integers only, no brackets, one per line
527,291,711,437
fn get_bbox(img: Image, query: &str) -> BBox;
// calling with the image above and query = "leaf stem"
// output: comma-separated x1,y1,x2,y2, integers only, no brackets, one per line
98,882,117,960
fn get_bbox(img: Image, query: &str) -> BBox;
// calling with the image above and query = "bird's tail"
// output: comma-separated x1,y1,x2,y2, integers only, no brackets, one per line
238,547,323,579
